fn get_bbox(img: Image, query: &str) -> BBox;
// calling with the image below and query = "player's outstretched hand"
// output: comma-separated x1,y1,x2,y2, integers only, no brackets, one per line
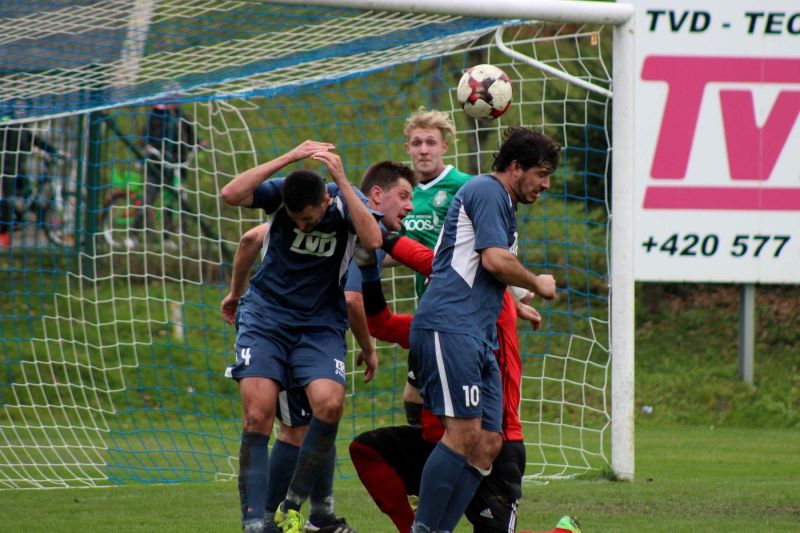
289,140,335,162
515,302,542,330
220,293,239,325
311,150,346,184
533,274,557,300
356,347,378,383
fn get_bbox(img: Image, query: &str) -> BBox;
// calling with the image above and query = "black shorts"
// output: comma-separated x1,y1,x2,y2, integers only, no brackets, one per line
353,428,525,533
407,349,419,389
465,440,526,533
351,425,435,495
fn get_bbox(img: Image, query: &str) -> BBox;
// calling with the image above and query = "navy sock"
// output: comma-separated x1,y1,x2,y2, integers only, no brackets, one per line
238,432,270,529
438,463,484,531
412,442,467,532
308,447,336,524
283,417,339,511
266,440,300,513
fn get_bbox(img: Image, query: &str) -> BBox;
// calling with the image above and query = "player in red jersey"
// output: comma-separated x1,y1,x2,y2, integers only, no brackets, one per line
349,234,578,533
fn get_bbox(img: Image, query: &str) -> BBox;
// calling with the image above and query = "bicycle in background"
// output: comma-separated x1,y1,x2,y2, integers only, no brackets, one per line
5,153,83,248
101,149,233,263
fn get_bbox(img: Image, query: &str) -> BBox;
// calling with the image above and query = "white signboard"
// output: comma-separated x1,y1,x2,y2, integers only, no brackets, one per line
630,0,800,282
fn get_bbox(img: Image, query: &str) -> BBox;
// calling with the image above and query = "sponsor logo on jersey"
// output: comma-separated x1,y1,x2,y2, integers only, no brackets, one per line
290,228,337,257
479,508,494,519
433,190,448,207
403,214,441,232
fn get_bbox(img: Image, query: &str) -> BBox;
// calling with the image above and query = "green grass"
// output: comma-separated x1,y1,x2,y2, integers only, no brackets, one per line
0,423,797,532
635,284,799,428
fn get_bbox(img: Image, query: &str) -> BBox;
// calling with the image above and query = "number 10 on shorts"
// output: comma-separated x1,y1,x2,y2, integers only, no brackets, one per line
463,385,480,407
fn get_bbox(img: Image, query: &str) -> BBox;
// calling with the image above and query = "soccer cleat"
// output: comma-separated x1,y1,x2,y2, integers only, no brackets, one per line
274,506,305,533
304,516,358,533
554,515,583,533
519,516,583,533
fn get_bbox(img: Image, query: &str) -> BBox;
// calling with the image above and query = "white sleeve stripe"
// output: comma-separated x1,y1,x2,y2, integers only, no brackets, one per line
339,233,356,283
333,195,345,218
434,331,454,417
451,204,480,288
262,214,276,259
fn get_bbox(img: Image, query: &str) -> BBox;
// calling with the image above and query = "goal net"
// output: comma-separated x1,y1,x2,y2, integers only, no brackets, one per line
0,0,631,489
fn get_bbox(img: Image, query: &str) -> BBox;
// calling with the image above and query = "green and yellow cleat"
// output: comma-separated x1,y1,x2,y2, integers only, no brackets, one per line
274,505,305,533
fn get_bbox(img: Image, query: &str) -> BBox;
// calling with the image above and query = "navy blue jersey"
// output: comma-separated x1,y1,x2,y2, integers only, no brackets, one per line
411,175,517,346
246,178,375,329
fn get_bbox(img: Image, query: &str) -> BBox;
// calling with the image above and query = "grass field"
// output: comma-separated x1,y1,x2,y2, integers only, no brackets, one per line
0,423,797,532
1,284,797,531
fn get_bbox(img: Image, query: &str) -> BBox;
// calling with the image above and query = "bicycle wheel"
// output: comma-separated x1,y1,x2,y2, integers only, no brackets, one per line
101,191,139,248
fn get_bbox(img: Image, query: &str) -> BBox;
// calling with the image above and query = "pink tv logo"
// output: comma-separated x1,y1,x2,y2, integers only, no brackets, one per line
642,56,800,211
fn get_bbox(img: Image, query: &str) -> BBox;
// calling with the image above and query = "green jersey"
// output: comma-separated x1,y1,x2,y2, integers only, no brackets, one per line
401,164,472,296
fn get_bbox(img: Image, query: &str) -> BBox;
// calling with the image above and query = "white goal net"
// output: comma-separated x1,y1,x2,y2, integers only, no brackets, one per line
0,0,634,489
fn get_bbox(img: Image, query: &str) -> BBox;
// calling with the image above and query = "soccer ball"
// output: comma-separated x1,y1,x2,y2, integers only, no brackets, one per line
456,64,512,120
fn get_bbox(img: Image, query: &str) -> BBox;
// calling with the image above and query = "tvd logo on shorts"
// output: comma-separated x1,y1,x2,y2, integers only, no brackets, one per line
334,359,345,378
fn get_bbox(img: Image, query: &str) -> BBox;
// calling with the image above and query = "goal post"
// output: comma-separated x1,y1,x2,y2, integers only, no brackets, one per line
0,0,635,489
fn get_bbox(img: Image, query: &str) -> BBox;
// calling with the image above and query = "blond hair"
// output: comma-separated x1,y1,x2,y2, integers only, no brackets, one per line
403,107,457,142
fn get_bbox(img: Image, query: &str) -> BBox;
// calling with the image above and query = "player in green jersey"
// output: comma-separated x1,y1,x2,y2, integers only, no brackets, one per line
401,107,473,296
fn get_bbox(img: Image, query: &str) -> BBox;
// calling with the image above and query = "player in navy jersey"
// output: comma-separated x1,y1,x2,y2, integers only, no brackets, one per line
349,233,567,533
342,161,416,383
220,140,381,533
220,161,415,533
409,127,561,533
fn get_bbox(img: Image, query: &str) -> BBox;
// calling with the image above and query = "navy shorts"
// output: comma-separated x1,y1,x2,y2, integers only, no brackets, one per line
409,328,502,433
225,296,348,390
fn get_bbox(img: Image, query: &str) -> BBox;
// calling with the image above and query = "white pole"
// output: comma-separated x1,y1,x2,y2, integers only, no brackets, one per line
494,28,613,99
610,15,636,481
273,0,634,25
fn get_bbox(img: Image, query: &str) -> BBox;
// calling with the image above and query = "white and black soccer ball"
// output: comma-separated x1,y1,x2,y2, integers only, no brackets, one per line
456,64,512,120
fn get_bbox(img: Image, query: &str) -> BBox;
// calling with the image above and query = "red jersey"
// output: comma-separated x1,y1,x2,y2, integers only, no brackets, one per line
366,236,524,442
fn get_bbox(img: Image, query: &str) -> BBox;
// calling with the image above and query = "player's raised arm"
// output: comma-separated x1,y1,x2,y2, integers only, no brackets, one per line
312,150,382,251
221,140,335,207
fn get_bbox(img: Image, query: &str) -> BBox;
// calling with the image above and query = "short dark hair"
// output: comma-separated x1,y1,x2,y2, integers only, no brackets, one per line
359,160,417,194
492,127,561,173
282,170,326,212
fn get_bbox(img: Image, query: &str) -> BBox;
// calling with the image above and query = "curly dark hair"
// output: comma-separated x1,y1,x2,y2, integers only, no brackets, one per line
492,127,561,173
